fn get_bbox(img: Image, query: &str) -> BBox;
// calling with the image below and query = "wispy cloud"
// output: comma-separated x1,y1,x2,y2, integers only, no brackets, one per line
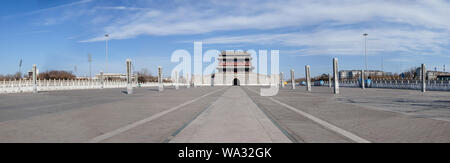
95,6,148,11
200,28,450,56
79,0,450,42
10,0,449,57
388,57,417,63
2,0,94,20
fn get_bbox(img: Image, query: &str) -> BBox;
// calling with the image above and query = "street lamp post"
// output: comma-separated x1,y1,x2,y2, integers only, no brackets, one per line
88,54,92,80
362,33,368,89
105,34,109,73
363,33,368,71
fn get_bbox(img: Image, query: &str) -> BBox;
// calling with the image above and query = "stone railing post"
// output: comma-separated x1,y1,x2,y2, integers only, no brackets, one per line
361,70,365,89
290,69,295,90
305,65,311,91
158,66,164,92
333,58,339,94
126,59,133,94
32,64,37,93
421,64,426,92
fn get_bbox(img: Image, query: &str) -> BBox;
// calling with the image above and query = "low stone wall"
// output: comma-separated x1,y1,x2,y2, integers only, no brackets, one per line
324,80,450,91
0,79,188,94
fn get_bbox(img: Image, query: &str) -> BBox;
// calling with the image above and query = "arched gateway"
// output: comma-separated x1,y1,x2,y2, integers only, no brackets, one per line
233,78,240,86
217,51,253,86
197,50,272,86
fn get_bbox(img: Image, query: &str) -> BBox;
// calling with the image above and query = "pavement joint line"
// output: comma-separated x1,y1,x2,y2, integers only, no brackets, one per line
245,87,371,143
87,87,227,143
163,88,227,143
242,87,297,143
162,103,212,143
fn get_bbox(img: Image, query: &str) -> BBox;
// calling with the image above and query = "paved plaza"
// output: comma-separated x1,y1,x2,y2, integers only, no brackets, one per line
0,86,449,143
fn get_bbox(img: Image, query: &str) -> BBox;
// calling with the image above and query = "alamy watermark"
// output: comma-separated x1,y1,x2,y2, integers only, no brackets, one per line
170,42,280,96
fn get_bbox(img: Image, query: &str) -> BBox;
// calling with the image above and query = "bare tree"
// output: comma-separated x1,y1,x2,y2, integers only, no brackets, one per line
38,70,76,80
0,72,22,80
403,67,418,79
136,68,158,83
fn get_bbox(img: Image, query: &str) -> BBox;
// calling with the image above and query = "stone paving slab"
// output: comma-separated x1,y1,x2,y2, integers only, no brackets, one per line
170,87,291,143
256,86,450,143
0,87,224,143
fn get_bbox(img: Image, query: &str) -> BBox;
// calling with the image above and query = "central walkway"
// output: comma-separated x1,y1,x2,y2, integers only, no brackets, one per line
170,87,291,143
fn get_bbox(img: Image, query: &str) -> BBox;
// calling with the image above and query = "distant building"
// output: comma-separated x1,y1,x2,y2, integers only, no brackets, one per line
339,70,386,80
94,73,127,80
437,75,450,80
427,71,446,80
27,69,39,79
416,67,450,80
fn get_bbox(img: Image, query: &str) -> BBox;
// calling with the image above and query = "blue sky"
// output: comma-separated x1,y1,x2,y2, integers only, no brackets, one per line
1,0,449,78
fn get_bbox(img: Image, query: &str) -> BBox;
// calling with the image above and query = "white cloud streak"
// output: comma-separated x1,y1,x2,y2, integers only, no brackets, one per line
200,28,450,56
80,0,450,42
27,0,448,57
2,0,94,19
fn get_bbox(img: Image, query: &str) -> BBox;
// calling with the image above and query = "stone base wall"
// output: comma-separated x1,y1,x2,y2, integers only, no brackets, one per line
193,73,279,86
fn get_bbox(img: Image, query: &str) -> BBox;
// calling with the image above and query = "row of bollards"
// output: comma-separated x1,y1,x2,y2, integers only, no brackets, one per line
359,63,427,92
30,59,187,95
20,58,430,95
285,58,341,94
28,65,108,94
4,60,188,94
282,58,433,94
125,60,191,95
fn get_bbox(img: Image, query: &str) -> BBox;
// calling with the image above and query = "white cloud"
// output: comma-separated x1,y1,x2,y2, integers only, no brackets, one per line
96,6,147,11
23,0,443,57
199,28,450,56
79,0,450,42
